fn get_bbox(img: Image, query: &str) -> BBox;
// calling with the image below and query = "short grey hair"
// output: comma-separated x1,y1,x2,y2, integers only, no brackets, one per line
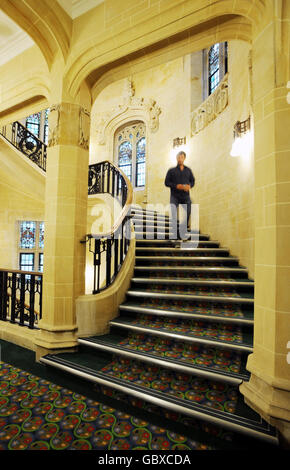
176,150,186,158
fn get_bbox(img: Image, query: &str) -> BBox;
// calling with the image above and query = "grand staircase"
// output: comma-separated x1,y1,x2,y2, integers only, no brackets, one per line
40,206,278,448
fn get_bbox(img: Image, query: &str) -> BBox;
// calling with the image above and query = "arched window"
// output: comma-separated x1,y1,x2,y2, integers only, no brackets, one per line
203,42,228,98
26,112,41,138
115,121,146,188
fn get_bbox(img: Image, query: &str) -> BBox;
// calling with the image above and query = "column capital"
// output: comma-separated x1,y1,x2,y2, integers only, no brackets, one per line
48,101,91,150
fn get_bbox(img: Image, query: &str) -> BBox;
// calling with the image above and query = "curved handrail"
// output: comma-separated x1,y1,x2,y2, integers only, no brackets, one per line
87,160,133,238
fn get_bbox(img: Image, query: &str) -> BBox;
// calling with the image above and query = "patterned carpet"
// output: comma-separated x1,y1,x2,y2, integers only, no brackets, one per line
94,382,235,444
117,333,243,374
137,298,247,318
120,314,245,344
0,361,214,450
100,356,239,413
137,297,248,318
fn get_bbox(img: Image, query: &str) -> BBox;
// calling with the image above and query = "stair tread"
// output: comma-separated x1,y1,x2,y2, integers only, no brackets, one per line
41,352,277,442
109,316,253,351
78,333,250,384
134,266,248,272
127,289,254,304
120,302,254,324
132,276,253,284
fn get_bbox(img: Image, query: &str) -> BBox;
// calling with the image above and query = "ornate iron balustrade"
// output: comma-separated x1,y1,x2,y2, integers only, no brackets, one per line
85,161,133,293
0,269,42,329
0,121,47,172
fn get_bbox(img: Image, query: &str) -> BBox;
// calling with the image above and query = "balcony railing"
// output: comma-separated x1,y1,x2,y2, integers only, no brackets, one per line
0,121,47,172
0,269,42,329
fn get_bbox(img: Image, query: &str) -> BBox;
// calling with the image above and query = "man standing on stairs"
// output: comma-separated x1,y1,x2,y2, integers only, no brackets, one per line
164,151,195,239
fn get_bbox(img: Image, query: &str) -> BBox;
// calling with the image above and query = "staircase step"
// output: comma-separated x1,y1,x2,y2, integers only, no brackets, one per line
131,208,170,217
134,265,249,275
135,247,230,255
131,277,254,288
40,351,277,444
78,333,250,385
135,256,240,267
135,232,211,240
126,289,253,305
119,303,254,326
109,316,253,352
136,239,220,247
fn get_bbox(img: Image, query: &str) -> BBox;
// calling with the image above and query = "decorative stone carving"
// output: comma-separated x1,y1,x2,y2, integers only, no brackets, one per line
47,104,61,147
96,78,162,145
191,74,229,136
79,106,90,150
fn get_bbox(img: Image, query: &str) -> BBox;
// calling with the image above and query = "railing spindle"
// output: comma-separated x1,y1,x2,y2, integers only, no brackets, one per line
10,272,17,324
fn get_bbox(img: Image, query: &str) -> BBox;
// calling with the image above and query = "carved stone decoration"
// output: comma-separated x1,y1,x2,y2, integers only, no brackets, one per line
123,77,135,104
48,104,61,147
191,74,229,136
96,78,162,145
146,98,161,133
79,107,90,150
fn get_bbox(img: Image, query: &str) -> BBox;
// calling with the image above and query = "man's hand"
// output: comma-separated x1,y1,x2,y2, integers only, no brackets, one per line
176,184,191,192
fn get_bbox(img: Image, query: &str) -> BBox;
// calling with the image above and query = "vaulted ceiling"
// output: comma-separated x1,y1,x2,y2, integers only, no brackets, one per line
0,1,104,66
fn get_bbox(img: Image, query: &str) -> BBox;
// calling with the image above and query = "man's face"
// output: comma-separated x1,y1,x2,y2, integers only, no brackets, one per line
176,153,186,166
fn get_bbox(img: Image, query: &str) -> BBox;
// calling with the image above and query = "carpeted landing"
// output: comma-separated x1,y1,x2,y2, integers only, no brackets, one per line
0,360,214,450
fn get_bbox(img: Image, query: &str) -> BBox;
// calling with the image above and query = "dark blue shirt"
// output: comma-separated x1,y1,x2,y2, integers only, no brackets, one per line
165,165,195,200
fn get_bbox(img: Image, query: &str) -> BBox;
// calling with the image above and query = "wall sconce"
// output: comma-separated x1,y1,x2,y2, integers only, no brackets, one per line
173,137,186,148
230,117,251,157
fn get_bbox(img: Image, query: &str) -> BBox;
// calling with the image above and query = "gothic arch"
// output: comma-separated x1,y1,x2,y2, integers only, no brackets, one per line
65,0,269,98
0,0,72,69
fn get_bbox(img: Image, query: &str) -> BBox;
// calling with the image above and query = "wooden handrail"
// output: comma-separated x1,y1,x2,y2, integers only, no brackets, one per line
88,160,133,238
7,292,39,316
0,268,42,276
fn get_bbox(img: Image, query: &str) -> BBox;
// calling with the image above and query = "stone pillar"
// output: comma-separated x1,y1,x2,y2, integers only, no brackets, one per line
240,4,290,446
35,81,91,358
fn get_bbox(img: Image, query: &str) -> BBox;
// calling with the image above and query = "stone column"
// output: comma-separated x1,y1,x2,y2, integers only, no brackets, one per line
240,4,290,446
35,82,91,359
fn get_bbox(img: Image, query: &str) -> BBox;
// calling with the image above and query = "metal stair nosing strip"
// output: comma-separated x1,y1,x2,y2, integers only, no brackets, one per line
126,289,254,305
119,304,254,326
39,354,278,444
135,234,210,243
136,240,220,246
109,320,254,353
131,277,254,288
135,247,229,253
134,266,248,273
77,337,248,385
135,256,239,262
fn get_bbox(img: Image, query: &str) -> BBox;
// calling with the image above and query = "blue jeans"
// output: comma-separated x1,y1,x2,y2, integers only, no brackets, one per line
170,195,191,238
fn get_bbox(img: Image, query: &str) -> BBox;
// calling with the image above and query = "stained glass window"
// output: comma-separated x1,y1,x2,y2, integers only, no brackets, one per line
206,42,228,97
20,221,36,249
115,122,146,188
39,222,45,249
26,112,41,138
18,221,44,272
118,141,132,182
136,137,146,187
19,253,34,272
44,108,50,144
208,44,220,95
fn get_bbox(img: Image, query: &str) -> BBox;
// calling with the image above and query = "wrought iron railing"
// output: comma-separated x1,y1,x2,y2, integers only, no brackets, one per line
85,161,133,293
0,269,42,329
0,121,47,171
0,121,133,306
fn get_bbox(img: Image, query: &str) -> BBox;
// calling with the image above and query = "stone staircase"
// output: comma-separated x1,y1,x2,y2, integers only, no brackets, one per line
40,206,278,448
